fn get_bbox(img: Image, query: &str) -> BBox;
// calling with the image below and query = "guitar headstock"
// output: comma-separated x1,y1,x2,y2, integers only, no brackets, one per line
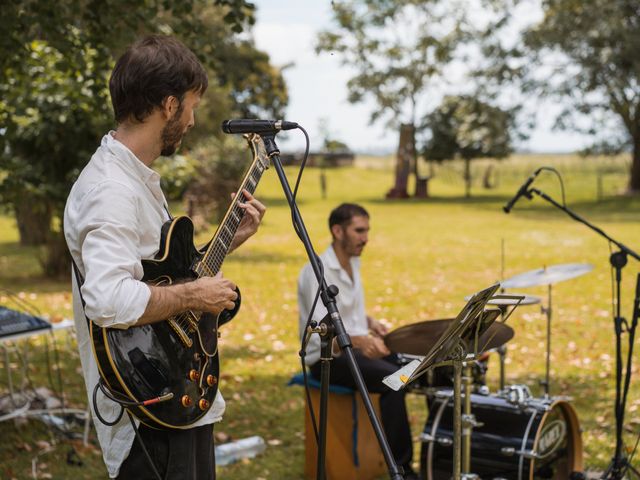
244,133,270,172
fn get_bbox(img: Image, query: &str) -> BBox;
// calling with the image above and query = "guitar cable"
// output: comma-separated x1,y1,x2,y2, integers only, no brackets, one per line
92,379,163,480
286,124,327,447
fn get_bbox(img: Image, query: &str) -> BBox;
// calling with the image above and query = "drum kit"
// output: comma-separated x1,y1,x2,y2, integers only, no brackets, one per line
384,263,593,480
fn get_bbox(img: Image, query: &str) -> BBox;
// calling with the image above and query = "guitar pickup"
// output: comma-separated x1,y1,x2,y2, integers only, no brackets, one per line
186,311,200,329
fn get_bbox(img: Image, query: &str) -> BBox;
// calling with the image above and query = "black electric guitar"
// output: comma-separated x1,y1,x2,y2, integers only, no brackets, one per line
90,134,269,429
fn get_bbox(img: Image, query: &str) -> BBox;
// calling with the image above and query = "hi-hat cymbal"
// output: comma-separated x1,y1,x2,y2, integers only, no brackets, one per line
464,293,541,306
384,318,514,357
501,263,593,289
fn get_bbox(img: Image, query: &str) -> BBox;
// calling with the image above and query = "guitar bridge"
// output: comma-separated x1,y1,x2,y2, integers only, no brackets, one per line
167,316,193,347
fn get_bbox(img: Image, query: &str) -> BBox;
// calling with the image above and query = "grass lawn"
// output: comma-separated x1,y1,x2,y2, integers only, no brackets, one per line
0,152,639,478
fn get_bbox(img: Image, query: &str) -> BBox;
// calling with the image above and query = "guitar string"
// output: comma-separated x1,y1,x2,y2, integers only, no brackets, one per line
200,162,265,277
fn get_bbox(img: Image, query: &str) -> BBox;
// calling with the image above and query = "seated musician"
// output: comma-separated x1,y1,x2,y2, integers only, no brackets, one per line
297,203,417,479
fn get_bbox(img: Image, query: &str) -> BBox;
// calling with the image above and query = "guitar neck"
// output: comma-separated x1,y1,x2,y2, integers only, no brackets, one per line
196,135,269,277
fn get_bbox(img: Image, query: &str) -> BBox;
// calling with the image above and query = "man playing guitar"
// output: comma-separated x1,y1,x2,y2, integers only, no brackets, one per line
64,35,265,479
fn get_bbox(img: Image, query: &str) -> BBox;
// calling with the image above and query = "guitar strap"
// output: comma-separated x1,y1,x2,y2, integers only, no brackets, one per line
70,258,91,332
163,203,173,220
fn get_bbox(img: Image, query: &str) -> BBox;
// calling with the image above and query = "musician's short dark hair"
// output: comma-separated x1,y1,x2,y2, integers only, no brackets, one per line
109,35,208,124
329,203,369,231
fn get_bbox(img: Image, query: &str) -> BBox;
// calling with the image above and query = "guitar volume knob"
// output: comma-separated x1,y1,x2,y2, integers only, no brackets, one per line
188,369,200,382
181,395,193,408
198,398,210,411
206,375,217,386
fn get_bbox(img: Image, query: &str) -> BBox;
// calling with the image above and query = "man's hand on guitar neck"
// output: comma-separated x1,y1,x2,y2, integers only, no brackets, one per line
229,189,266,252
137,272,238,326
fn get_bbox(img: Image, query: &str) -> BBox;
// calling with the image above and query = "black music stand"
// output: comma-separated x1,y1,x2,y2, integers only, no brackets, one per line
383,283,504,480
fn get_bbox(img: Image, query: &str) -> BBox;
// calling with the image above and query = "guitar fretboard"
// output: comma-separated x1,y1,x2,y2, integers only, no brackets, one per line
196,137,268,277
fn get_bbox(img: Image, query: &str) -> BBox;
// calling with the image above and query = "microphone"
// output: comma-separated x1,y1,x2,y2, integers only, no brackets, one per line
221,119,298,135
503,168,542,213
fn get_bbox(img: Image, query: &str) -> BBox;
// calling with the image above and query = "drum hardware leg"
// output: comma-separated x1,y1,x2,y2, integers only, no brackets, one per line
461,363,483,478
453,361,463,480
462,363,472,475
497,344,507,392
538,284,553,398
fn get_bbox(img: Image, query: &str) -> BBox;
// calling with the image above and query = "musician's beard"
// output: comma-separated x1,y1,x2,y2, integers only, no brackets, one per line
160,102,186,157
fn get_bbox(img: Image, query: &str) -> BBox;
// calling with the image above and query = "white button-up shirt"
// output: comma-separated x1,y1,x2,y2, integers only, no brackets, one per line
64,132,225,478
297,245,369,366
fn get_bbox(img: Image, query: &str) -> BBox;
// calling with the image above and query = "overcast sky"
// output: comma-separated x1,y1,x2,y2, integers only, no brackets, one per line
250,0,593,154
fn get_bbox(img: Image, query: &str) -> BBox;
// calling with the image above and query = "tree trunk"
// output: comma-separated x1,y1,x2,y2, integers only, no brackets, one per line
628,137,640,193
464,157,471,198
386,123,414,199
15,196,52,246
39,228,71,278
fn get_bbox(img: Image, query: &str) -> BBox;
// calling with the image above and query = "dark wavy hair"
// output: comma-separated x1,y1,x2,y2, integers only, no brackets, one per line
109,35,208,123
328,203,369,231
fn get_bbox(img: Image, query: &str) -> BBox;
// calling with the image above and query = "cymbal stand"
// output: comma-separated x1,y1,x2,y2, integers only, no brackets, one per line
260,133,403,480
540,283,553,397
525,186,640,480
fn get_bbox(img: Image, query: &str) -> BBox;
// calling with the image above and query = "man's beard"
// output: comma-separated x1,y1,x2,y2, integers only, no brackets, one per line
340,236,365,257
160,103,185,157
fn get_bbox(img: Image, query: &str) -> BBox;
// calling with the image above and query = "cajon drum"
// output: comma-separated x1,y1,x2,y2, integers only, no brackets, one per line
304,388,386,480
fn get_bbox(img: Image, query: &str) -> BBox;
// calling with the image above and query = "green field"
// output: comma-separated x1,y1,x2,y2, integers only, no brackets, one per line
1,153,639,479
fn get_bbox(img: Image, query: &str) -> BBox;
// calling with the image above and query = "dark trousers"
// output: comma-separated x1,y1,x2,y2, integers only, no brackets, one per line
117,423,215,480
310,351,413,469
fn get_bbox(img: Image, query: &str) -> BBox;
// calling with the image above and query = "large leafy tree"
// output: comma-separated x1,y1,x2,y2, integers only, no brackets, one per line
316,0,468,197
481,0,640,192
423,95,516,197
0,1,287,275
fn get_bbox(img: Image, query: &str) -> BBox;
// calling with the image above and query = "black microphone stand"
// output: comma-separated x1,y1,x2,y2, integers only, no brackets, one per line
260,133,404,480
525,187,640,479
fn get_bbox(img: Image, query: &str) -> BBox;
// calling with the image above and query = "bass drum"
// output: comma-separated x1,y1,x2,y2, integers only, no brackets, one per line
421,389,583,480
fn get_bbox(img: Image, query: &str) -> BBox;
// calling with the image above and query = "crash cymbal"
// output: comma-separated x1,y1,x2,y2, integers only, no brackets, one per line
464,293,541,306
384,318,514,357
501,263,593,289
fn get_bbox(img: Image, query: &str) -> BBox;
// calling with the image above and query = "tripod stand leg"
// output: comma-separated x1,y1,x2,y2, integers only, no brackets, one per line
316,330,332,480
453,361,462,480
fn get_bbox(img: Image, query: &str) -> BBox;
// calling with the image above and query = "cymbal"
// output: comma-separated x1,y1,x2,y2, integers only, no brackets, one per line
384,318,514,357
463,293,541,306
501,263,593,289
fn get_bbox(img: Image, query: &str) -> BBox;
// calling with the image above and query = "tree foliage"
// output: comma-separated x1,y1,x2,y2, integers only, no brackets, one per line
316,0,467,127
316,0,468,197
423,95,516,197
481,0,640,192
0,0,288,275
